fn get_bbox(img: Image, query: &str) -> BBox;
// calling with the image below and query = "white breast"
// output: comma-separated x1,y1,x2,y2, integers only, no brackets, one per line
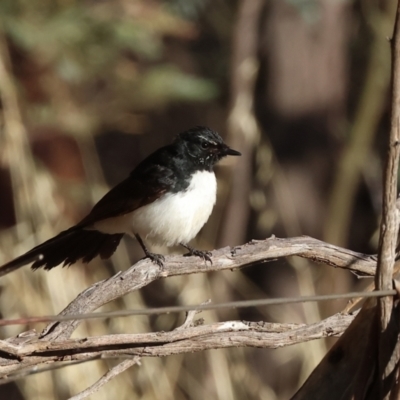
93,170,217,246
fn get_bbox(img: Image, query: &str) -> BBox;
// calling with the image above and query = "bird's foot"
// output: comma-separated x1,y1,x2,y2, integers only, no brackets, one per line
180,243,212,264
145,252,165,268
187,249,212,264
135,234,165,268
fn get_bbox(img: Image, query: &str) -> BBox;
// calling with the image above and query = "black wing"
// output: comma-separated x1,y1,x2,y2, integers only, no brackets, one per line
78,162,176,227
0,158,176,275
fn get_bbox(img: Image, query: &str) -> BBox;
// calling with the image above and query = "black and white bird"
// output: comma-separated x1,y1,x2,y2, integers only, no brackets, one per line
0,126,241,277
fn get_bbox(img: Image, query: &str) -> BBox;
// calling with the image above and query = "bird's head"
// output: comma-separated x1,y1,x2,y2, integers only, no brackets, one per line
175,126,241,170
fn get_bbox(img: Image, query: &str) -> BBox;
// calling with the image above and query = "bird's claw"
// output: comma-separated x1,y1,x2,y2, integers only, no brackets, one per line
146,252,165,268
185,249,212,264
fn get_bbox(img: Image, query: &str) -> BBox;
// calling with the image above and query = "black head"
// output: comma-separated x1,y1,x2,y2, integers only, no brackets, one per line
175,126,241,170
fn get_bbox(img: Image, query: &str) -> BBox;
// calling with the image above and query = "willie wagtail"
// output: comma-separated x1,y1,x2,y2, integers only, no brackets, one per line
0,126,241,277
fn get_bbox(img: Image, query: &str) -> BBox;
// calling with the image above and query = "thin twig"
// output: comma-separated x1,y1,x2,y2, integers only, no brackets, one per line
175,299,210,330
0,357,102,385
68,357,141,400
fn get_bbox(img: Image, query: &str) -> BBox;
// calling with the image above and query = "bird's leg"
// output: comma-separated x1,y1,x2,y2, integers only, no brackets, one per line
135,234,165,267
180,242,212,264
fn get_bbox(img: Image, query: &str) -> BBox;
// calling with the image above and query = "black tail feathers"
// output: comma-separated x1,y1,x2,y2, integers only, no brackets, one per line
0,228,124,277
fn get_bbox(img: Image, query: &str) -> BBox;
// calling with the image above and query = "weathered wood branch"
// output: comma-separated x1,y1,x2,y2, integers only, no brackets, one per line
375,4,400,399
38,235,376,342
0,235,374,382
0,313,355,379
68,357,141,400
294,4,400,399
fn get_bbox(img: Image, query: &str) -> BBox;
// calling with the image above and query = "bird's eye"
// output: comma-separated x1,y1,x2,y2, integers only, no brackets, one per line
201,142,209,149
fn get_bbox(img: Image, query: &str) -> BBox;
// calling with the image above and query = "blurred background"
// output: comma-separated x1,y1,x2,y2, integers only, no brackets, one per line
0,0,397,399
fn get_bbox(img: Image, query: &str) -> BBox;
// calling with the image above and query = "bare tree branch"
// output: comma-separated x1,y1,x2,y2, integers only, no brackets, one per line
37,235,375,342
375,3,400,398
0,236,376,387
293,4,400,399
68,357,141,400
0,313,355,379
377,20,400,337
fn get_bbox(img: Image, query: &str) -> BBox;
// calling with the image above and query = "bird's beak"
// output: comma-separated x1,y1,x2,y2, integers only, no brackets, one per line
225,147,241,156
